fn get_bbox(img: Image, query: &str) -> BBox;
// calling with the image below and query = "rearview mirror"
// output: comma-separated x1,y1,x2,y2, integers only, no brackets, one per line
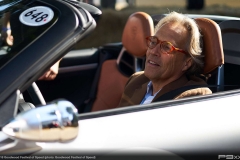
2,100,79,142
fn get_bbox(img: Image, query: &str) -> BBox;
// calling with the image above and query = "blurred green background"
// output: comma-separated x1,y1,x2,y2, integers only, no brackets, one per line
74,0,240,49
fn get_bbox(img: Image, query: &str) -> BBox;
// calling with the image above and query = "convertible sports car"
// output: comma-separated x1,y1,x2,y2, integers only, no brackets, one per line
0,0,240,159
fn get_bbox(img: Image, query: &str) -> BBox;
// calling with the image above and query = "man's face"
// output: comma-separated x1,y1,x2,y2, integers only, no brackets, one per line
144,22,190,82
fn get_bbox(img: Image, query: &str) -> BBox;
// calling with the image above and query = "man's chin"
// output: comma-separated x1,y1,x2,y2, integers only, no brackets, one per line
144,70,155,80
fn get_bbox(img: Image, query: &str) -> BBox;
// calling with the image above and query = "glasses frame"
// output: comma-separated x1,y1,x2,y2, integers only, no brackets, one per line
146,36,188,55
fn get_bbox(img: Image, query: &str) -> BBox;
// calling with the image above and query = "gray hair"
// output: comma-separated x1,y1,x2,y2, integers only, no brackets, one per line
155,11,204,76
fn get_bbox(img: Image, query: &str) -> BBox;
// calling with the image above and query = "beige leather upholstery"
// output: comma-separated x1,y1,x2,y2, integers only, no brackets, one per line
91,12,154,111
195,18,224,74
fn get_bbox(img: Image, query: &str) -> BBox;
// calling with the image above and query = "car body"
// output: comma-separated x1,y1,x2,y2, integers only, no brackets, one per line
0,0,240,159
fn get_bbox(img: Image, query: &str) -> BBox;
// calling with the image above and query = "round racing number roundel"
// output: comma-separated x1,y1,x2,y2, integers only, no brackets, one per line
19,6,54,26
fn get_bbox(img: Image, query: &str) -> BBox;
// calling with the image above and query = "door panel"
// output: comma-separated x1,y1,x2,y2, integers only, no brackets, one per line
36,43,123,113
36,49,99,112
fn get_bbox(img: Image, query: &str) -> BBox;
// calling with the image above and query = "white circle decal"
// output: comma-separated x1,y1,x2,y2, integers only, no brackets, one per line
19,6,54,26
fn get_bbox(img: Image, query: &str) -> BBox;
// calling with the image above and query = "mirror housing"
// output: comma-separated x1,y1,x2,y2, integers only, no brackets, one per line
2,100,79,142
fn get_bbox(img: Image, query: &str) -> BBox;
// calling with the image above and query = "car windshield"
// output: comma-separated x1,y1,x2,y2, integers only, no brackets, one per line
0,0,58,69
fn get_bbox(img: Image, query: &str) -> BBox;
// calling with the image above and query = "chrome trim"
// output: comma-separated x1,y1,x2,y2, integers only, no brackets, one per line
59,63,98,73
32,82,46,105
116,47,125,66
64,48,98,58
2,100,79,142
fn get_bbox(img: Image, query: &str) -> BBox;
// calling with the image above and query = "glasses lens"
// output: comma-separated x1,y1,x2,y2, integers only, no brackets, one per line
147,37,158,49
161,42,173,54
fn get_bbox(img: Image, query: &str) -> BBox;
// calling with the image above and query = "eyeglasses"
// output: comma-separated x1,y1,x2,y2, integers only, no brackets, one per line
146,36,188,54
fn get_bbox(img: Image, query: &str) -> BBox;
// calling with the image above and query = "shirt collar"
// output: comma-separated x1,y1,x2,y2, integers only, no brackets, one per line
146,81,160,96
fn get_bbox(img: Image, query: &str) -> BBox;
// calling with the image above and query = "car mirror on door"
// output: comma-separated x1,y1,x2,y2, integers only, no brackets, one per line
2,100,79,142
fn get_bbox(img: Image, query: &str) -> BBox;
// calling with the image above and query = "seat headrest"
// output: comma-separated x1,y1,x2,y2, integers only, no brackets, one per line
122,12,154,57
195,18,224,74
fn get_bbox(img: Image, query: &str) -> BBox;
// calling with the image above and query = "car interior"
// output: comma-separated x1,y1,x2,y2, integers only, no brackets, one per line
4,2,237,116
1,1,240,156
219,20,240,91
35,10,240,114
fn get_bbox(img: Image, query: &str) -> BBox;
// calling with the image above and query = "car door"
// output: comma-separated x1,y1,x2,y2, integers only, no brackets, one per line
35,48,99,112
0,0,97,126
27,89,240,159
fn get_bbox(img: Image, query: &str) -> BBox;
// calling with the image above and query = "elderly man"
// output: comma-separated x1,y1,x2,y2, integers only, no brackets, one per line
118,11,212,107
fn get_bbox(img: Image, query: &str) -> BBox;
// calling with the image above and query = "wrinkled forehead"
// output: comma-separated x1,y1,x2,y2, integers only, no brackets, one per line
155,22,189,49
157,21,188,35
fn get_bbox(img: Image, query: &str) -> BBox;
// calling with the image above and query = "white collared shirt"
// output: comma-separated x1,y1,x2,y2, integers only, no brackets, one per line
140,81,161,105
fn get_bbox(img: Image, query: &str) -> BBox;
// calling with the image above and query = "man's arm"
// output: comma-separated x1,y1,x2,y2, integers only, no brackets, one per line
174,87,212,99
38,59,61,81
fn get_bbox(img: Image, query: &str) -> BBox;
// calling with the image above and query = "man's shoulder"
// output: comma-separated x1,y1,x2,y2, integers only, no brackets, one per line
186,75,208,86
118,71,148,107
123,71,149,92
131,71,145,78
128,71,149,83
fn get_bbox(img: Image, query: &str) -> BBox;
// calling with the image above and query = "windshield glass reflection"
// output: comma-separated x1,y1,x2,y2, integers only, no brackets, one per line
0,0,22,13
0,0,58,69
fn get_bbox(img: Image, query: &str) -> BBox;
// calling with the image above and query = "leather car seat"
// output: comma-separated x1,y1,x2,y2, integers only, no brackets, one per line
91,12,154,111
195,18,224,92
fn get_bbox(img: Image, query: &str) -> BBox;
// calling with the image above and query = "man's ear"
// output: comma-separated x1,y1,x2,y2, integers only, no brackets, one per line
182,57,192,71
